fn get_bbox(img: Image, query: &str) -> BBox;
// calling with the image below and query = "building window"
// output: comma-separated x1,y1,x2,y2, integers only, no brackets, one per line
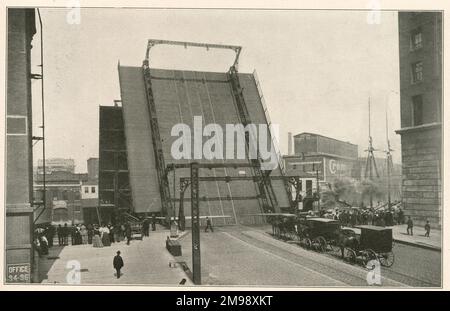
91,187,96,193
412,95,423,126
410,28,423,50
411,61,423,83
84,187,89,194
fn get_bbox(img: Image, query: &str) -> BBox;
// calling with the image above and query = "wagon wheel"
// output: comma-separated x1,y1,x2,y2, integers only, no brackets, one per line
344,248,356,264
379,251,395,267
315,236,327,252
361,249,379,268
302,238,312,249
329,241,342,256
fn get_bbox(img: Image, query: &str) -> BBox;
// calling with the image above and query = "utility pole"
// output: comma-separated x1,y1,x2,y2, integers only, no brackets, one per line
316,167,320,211
313,163,320,212
190,162,201,285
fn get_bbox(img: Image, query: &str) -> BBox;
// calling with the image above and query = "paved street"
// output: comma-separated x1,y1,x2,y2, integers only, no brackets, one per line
176,226,412,287
380,243,441,287
37,225,440,287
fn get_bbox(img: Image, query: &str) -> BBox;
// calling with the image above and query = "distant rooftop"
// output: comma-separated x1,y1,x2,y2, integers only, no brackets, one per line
293,132,357,147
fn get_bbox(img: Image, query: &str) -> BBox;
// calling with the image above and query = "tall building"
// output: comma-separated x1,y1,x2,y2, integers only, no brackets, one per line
284,133,360,209
285,133,360,184
37,158,75,174
396,12,442,227
6,8,36,283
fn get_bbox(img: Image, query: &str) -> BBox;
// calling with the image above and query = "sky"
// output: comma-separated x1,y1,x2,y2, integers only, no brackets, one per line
30,8,401,173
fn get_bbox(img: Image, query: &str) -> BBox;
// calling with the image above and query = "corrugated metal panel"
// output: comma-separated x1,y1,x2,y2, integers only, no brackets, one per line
118,66,161,213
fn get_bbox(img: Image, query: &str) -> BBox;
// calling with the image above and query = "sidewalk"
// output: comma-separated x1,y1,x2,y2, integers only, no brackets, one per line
39,230,192,286
344,225,441,251
390,224,441,251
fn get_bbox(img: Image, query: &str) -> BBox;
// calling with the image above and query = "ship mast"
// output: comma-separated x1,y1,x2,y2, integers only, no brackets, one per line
364,97,379,209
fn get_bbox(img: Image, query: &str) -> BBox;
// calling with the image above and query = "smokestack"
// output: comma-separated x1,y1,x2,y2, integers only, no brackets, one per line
288,132,293,155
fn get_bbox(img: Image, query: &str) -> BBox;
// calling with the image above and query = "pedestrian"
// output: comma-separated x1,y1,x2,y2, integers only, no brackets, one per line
143,218,150,237
151,214,156,231
204,217,214,232
80,224,88,244
407,216,414,235
87,223,94,244
113,251,124,279
75,225,82,245
57,224,63,246
398,208,404,225
63,223,69,246
70,225,77,245
46,225,55,248
93,225,103,248
125,223,132,245
101,224,111,247
424,220,431,237
108,224,115,244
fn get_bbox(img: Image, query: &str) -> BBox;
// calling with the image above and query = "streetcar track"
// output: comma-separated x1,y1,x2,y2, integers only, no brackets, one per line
238,225,440,287
224,229,407,287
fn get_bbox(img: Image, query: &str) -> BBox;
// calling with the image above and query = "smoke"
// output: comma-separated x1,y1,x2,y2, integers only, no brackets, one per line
321,177,389,208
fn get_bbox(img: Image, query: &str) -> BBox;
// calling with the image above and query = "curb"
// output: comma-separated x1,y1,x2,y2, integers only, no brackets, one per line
393,238,441,252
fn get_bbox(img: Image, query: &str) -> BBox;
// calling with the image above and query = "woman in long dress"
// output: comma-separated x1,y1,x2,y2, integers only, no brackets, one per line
80,224,88,244
75,225,82,245
101,225,111,247
92,226,103,248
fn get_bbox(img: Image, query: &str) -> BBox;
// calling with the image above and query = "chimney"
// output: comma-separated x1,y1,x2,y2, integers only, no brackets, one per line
288,132,293,155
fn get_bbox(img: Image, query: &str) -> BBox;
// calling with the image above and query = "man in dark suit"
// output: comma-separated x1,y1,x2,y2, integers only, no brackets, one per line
57,224,63,246
63,223,69,245
113,251,124,279
142,218,150,237
205,217,214,232
125,223,132,245
407,216,414,235
151,214,156,231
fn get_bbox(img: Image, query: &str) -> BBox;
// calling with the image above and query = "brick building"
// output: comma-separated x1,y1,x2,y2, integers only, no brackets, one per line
284,133,360,208
34,170,88,225
5,8,36,283
396,12,442,227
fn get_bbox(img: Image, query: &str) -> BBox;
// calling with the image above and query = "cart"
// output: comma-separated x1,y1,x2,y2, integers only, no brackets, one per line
298,217,341,252
130,222,143,240
341,225,395,267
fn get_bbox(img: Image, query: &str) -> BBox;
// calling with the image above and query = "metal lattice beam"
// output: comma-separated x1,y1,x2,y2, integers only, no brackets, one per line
145,39,242,68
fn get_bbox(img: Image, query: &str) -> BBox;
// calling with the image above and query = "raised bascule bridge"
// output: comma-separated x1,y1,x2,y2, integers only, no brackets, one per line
99,40,296,227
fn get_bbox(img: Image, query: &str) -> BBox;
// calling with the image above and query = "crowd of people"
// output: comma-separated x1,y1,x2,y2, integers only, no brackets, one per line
33,217,160,256
322,207,405,228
